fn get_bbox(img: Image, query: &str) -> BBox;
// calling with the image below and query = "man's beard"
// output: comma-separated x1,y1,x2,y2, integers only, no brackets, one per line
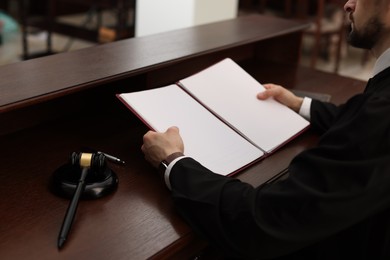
347,16,383,50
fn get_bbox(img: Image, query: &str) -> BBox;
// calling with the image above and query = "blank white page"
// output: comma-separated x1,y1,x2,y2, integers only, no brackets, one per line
118,85,263,175
179,58,309,153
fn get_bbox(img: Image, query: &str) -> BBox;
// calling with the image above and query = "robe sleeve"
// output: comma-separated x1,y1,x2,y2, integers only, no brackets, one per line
310,100,340,134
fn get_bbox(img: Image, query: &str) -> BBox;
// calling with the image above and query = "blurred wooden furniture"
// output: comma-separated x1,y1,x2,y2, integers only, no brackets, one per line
258,0,346,73
18,0,135,59
0,15,366,259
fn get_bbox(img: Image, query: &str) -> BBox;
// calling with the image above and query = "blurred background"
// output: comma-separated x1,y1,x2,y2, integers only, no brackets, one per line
0,0,374,81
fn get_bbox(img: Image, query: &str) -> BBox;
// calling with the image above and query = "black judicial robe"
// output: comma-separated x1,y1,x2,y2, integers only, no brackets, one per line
169,67,390,260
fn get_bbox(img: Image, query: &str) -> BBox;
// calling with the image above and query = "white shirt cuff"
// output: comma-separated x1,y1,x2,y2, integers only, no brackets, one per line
298,97,312,121
164,156,188,190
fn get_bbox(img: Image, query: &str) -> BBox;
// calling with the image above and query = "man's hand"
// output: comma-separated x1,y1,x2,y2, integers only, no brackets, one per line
141,126,184,168
257,83,303,113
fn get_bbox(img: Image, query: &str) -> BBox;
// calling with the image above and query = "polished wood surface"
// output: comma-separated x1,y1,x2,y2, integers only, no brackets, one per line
0,15,366,259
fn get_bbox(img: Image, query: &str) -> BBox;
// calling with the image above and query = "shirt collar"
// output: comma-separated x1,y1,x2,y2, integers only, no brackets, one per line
372,48,390,76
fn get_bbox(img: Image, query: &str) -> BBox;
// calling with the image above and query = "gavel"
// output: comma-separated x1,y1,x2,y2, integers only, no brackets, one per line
57,152,106,249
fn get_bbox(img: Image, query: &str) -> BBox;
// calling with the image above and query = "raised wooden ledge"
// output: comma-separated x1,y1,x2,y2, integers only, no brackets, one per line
0,15,308,113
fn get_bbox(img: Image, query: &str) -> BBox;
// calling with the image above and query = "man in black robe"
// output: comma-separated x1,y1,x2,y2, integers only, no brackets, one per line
141,0,390,259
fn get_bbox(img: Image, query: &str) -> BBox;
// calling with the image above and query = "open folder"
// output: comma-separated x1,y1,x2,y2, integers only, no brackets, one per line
117,58,309,176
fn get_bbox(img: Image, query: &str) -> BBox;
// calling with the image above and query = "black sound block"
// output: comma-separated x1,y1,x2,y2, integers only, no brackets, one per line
50,163,118,199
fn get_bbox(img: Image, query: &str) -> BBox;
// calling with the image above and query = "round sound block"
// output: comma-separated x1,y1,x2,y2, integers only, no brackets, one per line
50,163,118,199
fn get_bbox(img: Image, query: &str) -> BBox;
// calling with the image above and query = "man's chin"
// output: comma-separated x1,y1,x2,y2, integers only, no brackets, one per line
347,31,375,50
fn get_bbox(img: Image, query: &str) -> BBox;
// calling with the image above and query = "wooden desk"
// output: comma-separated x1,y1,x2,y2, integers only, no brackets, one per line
0,15,366,259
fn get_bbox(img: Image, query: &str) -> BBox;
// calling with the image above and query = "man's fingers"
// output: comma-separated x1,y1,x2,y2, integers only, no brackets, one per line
257,87,280,100
257,91,269,100
167,126,179,134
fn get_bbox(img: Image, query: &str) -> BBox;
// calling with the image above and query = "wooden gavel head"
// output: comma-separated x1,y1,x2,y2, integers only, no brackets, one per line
70,152,106,170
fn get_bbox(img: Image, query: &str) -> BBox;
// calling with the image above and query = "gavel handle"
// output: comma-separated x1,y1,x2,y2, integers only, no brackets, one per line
57,167,88,248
